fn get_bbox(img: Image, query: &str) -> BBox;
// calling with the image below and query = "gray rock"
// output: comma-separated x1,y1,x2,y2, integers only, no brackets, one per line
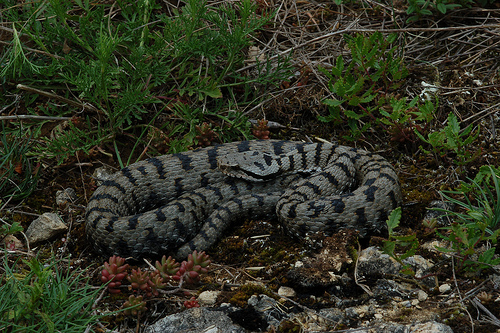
318,307,345,324
25,213,67,244
248,294,287,328
409,321,454,333
144,307,244,333
310,321,454,333
55,188,77,207
358,247,435,287
357,246,402,277
423,200,455,226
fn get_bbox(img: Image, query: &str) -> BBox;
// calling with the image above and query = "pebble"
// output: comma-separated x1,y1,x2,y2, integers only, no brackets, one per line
439,284,451,293
198,291,219,306
418,290,428,302
55,188,77,207
278,286,296,297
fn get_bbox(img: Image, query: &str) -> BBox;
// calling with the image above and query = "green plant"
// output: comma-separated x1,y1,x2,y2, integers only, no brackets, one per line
415,112,481,167
122,295,147,317
436,166,500,272
406,0,470,23
319,32,409,140
0,221,24,251
0,221,23,237
30,117,110,165
382,207,420,277
2,0,292,166
0,257,110,332
379,97,435,144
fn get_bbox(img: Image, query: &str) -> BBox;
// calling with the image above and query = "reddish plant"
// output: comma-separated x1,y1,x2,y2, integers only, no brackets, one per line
101,255,129,294
195,122,217,146
184,296,200,309
173,250,211,285
252,119,270,140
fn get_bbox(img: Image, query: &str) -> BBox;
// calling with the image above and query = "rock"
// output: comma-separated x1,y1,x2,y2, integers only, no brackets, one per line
278,286,296,298
25,213,67,244
318,307,345,325
358,247,435,287
357,246,402,277
403,255,434,277
144,307,244,333
332,321,453,333
423,200,455,227
3,234,23,251
439,284,451,293
417,290,428,302
421,240,450,254
247,294,287,328
409,321,454,333
490,265,500,289
198,291,220,306
373,279,409,298
55,188,77,207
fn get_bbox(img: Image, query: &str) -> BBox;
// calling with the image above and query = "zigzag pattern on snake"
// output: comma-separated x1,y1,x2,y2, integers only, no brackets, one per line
85,140,402,259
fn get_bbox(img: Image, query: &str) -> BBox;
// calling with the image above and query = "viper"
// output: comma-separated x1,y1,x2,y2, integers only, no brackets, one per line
85,140,402,259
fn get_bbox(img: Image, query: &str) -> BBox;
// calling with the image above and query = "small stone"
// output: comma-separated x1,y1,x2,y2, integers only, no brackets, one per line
55,188,77,207
25,213,67,244
278,286,296,298
198,291,219,306
399,301,412,308
3,235,23,251
411,299,419,306
418,290,428,302
439,284,451,293
374,313,384,319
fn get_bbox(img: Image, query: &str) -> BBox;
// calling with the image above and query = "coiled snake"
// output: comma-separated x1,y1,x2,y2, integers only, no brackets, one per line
85,140,402,259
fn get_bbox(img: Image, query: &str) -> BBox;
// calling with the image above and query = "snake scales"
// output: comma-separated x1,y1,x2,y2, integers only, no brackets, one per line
85,140,402,259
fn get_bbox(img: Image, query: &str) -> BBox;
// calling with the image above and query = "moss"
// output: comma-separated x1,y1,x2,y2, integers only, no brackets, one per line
228,283,276,308
277,320,301,333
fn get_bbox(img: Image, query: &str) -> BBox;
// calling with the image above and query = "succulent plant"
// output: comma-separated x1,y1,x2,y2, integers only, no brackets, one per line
252,119,270,140
183,296,200,309
155,255,180,281
173,250,211,285
101,250,210,316
122,295,147,316
101,255,129,294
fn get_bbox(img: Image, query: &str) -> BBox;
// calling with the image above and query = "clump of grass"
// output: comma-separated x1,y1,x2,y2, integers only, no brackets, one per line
2,0,292,165
0,256,109,332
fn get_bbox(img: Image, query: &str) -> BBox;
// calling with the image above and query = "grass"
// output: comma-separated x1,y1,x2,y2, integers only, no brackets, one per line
1,0,293,166
0,256,109,332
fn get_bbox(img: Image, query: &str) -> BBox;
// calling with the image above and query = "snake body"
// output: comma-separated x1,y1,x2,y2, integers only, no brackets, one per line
85,140,402,259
